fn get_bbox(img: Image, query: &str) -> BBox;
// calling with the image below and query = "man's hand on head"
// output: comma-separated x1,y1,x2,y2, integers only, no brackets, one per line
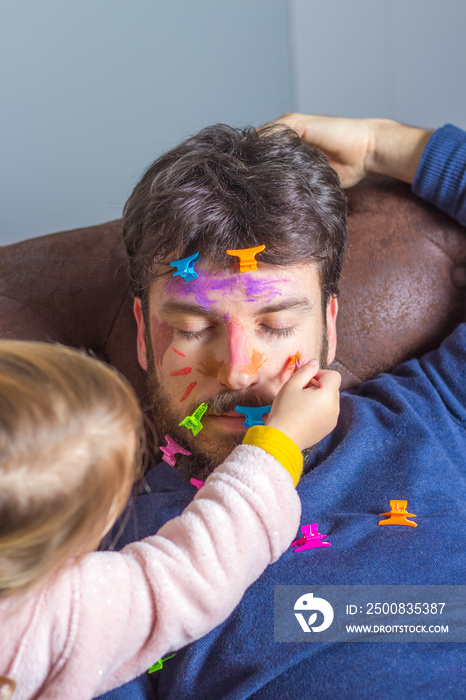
270,114,433,188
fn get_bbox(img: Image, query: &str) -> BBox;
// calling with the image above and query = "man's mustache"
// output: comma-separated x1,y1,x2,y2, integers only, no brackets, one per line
182,388,276,417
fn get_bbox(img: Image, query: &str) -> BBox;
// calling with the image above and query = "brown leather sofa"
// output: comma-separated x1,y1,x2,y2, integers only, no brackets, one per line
1,176,465,411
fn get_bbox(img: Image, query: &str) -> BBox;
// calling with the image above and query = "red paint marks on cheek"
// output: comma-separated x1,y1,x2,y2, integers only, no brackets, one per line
197,353,224,377
171,347,186,357
150,318,174,368
170,367,192,376
180,381,197,402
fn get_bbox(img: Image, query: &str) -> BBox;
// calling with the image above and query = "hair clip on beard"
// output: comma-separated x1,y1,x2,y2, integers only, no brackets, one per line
179,402,208,436
160,435,192,467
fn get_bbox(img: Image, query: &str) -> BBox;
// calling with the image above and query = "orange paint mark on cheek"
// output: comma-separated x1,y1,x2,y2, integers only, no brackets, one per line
289,351,303,375
241,349,266,376
170,367,192,376
171,347,186,357
180,381,197,402
197,353,224,377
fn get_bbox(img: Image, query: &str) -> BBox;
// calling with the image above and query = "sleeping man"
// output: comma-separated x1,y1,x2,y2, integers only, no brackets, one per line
100,115,465,699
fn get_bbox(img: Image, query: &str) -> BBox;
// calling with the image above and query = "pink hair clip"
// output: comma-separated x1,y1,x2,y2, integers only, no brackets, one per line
160,435,191,467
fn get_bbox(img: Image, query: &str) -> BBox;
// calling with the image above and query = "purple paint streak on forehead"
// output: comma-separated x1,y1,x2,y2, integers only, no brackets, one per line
164,269,290,307
241,272,290,303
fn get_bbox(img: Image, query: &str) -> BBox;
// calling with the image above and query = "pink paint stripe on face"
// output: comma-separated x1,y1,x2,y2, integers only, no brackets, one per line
180,381,197,402
151,318,174,368
228,318,249,368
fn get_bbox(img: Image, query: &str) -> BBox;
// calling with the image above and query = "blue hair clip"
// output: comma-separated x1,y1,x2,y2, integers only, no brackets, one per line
234,405,272,428
170,252,200,281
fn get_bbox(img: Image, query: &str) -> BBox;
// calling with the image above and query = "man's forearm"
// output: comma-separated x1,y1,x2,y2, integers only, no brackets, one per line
366,119,434,185
271,113,434,188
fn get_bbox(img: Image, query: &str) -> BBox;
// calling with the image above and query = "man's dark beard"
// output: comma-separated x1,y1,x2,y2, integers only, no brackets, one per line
146,354,275,480
144,326,328,481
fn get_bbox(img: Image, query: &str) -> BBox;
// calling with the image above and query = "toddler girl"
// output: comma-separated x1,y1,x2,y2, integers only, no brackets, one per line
0,341,340,699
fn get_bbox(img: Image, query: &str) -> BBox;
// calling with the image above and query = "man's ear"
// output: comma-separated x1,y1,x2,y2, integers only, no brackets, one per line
133,297,148,371
326,296,338,365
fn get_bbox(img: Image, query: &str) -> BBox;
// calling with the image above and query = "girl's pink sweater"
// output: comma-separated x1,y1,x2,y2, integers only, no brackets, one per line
1,444,301,699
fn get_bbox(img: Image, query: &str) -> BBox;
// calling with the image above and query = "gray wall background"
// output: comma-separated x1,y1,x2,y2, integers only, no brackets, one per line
0,0,292,245
289,0,466,129
1,0,465,246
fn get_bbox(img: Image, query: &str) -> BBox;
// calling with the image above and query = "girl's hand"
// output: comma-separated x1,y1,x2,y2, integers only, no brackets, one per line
266,361,341,450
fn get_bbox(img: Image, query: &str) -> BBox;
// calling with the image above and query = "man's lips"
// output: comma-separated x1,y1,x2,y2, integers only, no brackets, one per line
211,410,241,418
207,411,247,431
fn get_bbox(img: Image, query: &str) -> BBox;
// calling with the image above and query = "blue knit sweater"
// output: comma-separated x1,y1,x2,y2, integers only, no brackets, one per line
101,125,466,700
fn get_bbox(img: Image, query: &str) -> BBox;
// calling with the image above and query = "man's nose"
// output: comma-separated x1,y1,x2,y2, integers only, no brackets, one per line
216,320,260,391
217,360,259,391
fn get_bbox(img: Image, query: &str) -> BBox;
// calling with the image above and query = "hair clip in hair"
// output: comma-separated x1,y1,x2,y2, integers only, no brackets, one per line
234,405,272,428
160,435,191,466
291,523,331,552
179,402,208,435
170,252,200,281
378,500,417,527
226,245,265,272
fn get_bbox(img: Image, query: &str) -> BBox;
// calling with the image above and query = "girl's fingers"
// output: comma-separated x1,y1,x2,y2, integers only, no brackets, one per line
286,360,320,388
287,364,341,392
317,369,342,391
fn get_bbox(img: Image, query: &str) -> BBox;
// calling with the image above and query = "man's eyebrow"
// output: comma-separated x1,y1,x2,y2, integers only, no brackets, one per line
255,298,315,315
160,300,220,319
159,297,315,318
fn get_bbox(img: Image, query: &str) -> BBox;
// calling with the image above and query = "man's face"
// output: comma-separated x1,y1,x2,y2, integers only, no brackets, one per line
134,262,338,479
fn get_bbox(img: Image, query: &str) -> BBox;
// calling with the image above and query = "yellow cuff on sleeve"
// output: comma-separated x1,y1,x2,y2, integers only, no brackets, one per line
243,425,303,486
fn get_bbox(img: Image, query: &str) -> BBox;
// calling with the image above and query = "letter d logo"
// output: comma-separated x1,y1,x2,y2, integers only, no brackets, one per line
294,592,334,632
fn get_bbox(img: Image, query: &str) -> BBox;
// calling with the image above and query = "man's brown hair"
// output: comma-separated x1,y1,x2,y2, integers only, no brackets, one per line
123,124,347,304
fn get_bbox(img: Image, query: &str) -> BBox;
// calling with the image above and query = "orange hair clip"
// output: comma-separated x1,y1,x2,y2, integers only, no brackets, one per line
226,245,265,272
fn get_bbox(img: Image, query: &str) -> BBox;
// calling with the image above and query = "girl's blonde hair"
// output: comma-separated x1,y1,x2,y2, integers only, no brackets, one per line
0,341,144,599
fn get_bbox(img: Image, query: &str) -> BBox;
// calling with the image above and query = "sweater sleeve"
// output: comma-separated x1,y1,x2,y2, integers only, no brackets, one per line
243,425,303,486
4,444,301,700
412,123,466,226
